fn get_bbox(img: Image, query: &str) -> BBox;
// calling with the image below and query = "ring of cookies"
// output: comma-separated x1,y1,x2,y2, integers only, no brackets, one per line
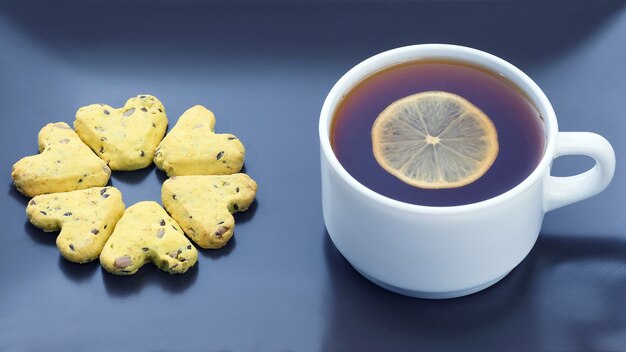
12,95,257,275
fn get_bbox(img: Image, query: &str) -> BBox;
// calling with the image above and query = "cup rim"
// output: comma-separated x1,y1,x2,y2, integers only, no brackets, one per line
319,44,558,214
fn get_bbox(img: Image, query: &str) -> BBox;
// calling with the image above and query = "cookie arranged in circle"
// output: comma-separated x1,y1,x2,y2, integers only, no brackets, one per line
74,95,168,171
26,187,125,263
162,174,257,249
100,201,198,275
12,122,111,197
154,105,245,177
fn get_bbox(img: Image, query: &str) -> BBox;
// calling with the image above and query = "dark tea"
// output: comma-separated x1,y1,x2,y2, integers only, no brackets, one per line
331,59,546,206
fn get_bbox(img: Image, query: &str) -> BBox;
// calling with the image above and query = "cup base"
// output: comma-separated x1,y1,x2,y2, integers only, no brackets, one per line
353,265,510,299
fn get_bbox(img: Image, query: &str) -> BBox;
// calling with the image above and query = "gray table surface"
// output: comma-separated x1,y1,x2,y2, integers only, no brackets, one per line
1,1,625,351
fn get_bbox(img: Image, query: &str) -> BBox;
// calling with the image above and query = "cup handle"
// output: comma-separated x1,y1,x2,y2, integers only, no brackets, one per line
545,132,616,212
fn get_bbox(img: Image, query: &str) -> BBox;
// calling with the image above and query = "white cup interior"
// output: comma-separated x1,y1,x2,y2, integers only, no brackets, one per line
319,44,559,213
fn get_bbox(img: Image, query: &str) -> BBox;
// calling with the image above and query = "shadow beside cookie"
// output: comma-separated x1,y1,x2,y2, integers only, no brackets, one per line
110,163,155,185
7,181,30,207
234,199,258,224
102,261,199,297
155,167,169,184
58,256,99,283
199,236,237,260
24,220,57,246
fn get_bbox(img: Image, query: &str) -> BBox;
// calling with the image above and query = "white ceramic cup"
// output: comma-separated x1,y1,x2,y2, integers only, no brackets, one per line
319,44,616,299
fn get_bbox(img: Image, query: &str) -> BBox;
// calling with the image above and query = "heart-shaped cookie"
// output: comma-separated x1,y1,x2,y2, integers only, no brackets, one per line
12,122,111,197
74,95,168,171
100,201,198,275
26,187,125,263
154,105,245,177
162,174,257,249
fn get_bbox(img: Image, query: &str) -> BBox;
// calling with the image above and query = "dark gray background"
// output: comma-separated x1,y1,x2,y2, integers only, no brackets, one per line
1,1,625,351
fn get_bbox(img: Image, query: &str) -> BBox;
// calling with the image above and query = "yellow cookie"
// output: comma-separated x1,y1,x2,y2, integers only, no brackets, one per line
162,174,257,249
11,122,111,197
100,201,198,275
26,187,125,263
154,105,245,177
74,95,168,171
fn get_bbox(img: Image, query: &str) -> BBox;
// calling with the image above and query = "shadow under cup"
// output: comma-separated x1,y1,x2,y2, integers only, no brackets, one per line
319,44,615,299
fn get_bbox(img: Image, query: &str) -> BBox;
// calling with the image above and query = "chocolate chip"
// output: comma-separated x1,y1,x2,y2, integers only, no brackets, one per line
69,244,75,251
217,220,224,225
141,107,147,112
227,137,237,140
63,212,72,216
152,122,157,128
122,108,135,117
172,194,176,200
171,263,179,269
156,228,165,238
159,219,165,226
78,179,83,183
104,109,110,115
189,215,193,219
102,193,110,199
140,150,145,157
142,247,149,252
179,258,187,262
91,229,99,235
214,226,229,238
216,151,224,160
140,95,146,98
114,256,133,269
100,188,107,195
104,224,107,229
233,204,239,211
236,187,240,193
29,200,36,206
186,245,192,250
158,108,162,113
172,225,178,231
99,146,104,153
101,137,107,141
40,211,47,215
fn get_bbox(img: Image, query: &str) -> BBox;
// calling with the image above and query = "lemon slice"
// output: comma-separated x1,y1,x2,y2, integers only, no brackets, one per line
371,91,498,189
